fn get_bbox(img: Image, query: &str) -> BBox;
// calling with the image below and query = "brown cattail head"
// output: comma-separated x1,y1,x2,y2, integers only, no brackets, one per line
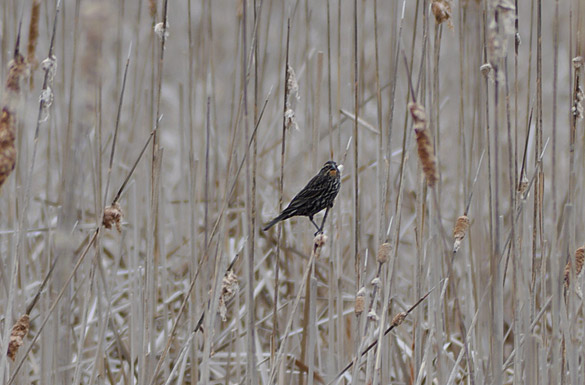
409,102,438,187
5,52,29,100
27,1,41,80
564,246,585,289
355,287,366,315
7,314,30,361
452,215,470,253
0,107,17,189
431,0,453,30
103,202,123,232
377,242,392,264
218,270,239,322
391,311,406,327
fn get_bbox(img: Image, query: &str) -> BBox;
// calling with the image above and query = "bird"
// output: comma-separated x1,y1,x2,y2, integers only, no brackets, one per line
263,160,341,234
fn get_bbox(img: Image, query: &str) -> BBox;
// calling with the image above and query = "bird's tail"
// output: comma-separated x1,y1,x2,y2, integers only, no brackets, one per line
262,213,287,231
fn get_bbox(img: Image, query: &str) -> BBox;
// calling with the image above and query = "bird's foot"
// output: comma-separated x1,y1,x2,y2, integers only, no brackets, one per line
314,229,324,236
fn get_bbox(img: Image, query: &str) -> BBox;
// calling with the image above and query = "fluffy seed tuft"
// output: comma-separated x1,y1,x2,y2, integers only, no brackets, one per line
367,310,379,322
7,314,30,361
154,22,169,41
103,203,124,232
452,215,470,253
431,0,453,29
391,312,406,327
218,270,239,322
286,65,300,104
5,53,30,101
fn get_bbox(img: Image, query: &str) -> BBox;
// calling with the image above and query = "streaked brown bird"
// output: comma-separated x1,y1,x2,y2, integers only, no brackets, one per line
263,161,341,234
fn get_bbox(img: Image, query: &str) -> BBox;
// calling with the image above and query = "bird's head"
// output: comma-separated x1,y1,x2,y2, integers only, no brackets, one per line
321,161,341,178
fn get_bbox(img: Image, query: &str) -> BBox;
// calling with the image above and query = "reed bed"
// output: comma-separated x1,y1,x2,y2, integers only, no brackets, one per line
0,0,584,384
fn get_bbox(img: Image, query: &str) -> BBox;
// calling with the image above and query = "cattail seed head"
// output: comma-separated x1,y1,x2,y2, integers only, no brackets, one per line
377,242,391,264
218,270,239,322
0,107,17,189
391,312,406,327
452,215,470,253
286,65,300,103
312,233,327,258
480,63,493,77
27,1,41,80
5,53,30,103
7,314,30,361
564,246,585,289
431,0,453,29
103,203,123,232
409,102,438,187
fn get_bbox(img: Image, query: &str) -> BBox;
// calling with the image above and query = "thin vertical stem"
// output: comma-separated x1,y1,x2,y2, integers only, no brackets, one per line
352,0,360,286
242,2,257,385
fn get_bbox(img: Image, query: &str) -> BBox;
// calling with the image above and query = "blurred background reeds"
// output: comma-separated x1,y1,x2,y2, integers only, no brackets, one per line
0,0,584,384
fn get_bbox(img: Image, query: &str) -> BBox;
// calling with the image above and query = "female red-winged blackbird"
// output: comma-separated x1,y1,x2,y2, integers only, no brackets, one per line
263,161,341,234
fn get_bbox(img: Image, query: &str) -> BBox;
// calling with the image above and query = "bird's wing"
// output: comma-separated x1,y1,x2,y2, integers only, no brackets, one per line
283,175,323,210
